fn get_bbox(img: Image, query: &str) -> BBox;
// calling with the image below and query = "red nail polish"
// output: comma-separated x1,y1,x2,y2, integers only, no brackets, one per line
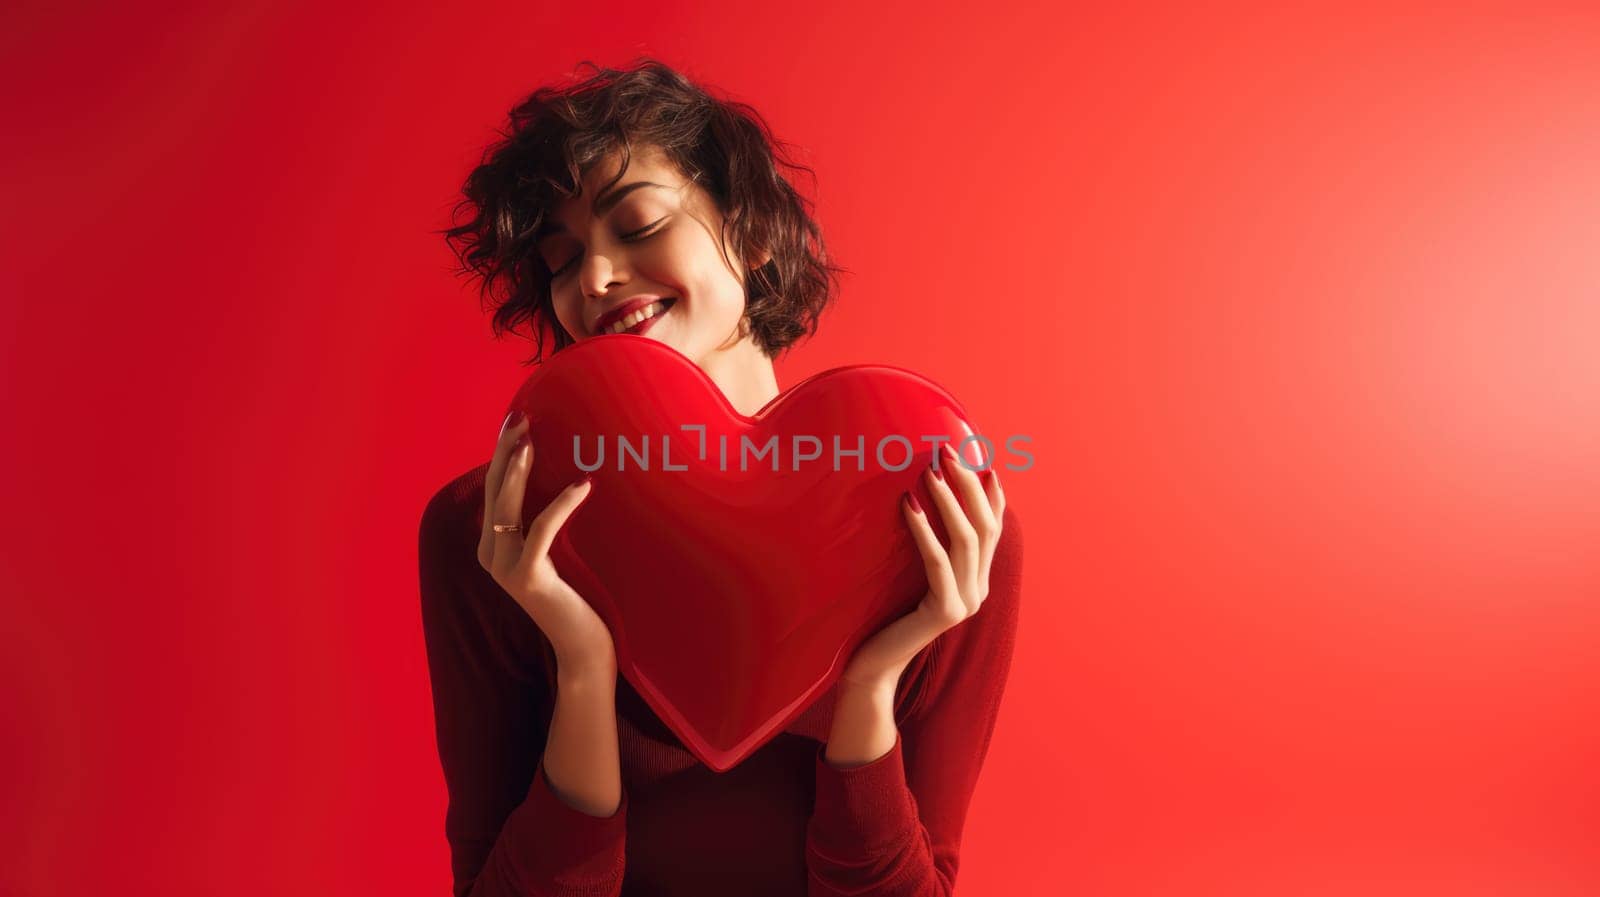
905,491,923,513
930,463,943,482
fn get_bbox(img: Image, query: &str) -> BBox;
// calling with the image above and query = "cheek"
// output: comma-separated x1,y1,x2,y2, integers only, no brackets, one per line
652,234,744,312
551,289,583,336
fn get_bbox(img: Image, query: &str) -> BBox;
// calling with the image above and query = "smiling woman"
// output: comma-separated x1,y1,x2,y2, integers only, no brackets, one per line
530,142,788,415
440,60,845,381
423,57,1025,897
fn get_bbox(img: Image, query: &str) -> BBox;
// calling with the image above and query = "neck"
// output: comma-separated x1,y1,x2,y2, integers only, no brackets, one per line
699,337,780,417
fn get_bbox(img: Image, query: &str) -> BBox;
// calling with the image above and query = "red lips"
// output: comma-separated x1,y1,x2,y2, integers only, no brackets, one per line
593,295,673,335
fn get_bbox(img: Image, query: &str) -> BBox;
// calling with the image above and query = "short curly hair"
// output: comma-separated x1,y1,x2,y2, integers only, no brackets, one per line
440,58,846,365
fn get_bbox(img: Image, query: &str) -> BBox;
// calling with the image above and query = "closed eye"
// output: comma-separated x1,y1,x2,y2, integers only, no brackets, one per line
548,218,667,278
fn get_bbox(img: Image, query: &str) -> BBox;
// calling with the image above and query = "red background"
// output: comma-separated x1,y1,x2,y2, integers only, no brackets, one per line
4,2,1598,895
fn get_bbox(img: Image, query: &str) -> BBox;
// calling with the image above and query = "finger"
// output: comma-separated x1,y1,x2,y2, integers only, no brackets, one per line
490,436,533,569
521,477,595,563
982,464,1005,522
482,412,530,545
976,493,998,590
960,460,998,588
942,443,998,542
925,460,979,583
904,493,962,619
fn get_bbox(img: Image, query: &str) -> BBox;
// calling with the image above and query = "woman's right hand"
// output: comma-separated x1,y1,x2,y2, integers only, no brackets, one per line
478,411,615,677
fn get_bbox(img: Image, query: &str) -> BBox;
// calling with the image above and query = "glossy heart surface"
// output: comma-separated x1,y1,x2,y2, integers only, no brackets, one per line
508,335,986,771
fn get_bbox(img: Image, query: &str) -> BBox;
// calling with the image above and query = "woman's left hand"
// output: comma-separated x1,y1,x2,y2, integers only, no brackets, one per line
838,442,1006,695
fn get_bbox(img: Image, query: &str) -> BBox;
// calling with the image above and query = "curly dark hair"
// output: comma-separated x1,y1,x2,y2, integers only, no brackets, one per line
439,58,847,365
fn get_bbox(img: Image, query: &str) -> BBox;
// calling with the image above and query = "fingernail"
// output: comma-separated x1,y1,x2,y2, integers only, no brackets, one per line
905,491,922,513
930,462,943,482
576,474,592,489
944,443,965,469
501,409,524,435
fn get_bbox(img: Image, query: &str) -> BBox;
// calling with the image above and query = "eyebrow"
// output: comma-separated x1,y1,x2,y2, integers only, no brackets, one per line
536,181,669,240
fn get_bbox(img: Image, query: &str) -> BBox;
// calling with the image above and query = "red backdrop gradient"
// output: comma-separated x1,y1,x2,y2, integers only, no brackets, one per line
3,2,1598,895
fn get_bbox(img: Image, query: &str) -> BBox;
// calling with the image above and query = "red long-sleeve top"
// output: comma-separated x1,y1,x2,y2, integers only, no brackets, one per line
418,462,1025,897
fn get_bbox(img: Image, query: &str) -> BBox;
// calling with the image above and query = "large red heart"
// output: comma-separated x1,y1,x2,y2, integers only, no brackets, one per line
507,335,986,772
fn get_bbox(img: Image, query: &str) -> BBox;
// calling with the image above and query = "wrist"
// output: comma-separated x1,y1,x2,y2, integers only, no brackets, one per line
825,679,898,768
555,654,618,687
837,674,899,705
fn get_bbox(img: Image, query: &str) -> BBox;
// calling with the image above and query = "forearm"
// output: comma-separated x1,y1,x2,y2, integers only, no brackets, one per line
543,663,623,817
823,679,899,768
809,678,938,895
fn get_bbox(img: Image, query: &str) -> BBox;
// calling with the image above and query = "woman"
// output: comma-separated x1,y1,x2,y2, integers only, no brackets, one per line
421,58,1025,897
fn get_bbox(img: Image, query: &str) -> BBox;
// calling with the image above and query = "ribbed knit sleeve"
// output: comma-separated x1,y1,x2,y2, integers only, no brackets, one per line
805,506,1024,896
418,468,629,897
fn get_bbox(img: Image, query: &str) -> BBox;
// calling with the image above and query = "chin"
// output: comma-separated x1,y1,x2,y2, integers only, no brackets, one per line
649,332,686,357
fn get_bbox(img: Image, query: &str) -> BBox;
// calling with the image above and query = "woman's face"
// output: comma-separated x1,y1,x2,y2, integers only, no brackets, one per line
537,144,770,368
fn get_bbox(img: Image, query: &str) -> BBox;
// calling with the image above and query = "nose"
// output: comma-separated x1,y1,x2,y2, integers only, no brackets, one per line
579,250,625,298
